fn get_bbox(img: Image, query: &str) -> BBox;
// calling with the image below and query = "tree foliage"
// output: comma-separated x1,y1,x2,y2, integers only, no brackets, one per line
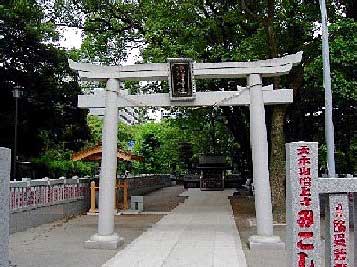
4,0,355,216
0,0,90,178
87,112,234,175
51,1,357,221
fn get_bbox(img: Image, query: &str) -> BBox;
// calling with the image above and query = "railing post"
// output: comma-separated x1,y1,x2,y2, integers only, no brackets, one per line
123,180,128,210
114,181,117,211
89,181,96,213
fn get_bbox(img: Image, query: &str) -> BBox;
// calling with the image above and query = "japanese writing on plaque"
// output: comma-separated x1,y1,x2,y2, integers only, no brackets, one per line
333,203,348,267
168,58,195,101
296,145,315,267
170,62,193,98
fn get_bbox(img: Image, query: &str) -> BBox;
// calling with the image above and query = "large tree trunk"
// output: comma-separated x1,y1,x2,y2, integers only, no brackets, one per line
270,105,287,222
265,0,287,223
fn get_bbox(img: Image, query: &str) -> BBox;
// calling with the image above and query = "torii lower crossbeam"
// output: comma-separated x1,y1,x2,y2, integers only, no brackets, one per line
79,88,293,108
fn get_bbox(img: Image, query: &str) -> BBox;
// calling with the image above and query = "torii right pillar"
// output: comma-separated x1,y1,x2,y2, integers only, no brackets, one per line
248,73,285,249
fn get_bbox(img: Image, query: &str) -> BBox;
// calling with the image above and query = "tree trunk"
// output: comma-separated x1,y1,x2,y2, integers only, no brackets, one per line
265,0,287,223
270,105,287,222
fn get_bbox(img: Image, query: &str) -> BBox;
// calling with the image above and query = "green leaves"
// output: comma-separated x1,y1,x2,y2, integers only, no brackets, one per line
32,147,97,178
305,19,357,101
0,0,89,160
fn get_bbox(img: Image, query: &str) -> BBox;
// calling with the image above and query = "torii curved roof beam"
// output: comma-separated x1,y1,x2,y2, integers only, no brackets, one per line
70,52,302,108
69,52,302,81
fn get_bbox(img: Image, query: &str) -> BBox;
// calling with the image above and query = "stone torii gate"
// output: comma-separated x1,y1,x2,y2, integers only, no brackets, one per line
69,52,303,250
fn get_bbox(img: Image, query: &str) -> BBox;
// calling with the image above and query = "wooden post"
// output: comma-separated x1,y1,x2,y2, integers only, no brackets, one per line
123,180,128,210
89,181,96,213
114,181,117,211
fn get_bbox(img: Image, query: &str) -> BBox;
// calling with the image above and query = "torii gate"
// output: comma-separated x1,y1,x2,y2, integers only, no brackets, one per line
69,52,303,250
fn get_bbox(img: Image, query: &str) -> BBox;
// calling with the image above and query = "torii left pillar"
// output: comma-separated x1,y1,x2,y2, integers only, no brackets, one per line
248,74,285,249
84,79,124,249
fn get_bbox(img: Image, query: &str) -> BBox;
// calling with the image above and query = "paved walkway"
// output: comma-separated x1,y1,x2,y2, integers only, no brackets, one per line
103,189,247,267
10,186,186,267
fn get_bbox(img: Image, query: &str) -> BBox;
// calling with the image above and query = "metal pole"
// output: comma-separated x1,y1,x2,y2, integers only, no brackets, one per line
319,0,336,177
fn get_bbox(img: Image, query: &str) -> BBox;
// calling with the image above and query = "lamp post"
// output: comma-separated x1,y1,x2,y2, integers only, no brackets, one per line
12,86,23,181
319,0,336,177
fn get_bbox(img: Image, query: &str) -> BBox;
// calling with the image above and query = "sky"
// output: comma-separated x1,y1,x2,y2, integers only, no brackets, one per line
58,26,161,121
57,26,141,65
57,26,83,50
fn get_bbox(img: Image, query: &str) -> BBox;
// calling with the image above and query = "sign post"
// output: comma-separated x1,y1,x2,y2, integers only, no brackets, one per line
286,142,357,266
0,147,11,267
286,142,321,267
326,194,350,266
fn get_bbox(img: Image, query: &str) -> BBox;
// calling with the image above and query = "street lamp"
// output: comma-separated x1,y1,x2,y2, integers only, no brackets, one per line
12,85,23,180
319,0,336,177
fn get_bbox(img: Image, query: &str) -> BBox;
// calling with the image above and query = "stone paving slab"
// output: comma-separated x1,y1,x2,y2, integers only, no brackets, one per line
9,186,186,267
103,189,247,267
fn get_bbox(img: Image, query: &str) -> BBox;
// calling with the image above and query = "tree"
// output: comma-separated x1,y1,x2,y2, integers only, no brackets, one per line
54,0,357,221
0,0,90,178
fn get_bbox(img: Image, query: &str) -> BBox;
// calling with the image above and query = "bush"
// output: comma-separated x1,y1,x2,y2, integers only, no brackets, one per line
32,148,98,178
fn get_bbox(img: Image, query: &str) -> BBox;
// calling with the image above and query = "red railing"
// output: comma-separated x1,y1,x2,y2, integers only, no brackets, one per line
10,177,89,212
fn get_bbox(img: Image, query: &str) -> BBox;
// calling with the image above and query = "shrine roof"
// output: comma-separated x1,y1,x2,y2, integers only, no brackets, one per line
72,144,144,162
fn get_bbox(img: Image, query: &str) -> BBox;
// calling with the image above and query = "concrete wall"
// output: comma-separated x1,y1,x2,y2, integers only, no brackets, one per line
118,174,171,199
10,197,89,234
9,175,171,234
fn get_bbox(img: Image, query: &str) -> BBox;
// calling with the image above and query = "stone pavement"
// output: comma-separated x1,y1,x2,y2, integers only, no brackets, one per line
9,186,186,267
103,188,247,267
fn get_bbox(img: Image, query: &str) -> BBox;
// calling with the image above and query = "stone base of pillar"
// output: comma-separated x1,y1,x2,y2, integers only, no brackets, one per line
248,235,285,250
84,233,124,250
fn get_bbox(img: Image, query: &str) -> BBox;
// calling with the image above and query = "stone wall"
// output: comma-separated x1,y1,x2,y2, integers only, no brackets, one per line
0,147,11,267
9,175,171,233
112,174,171,204
125,174,172,196
10,198,89,234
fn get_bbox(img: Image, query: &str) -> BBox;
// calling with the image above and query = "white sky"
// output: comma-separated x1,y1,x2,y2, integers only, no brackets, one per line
57,26,83,49
57,26,163,121
57,26,141,65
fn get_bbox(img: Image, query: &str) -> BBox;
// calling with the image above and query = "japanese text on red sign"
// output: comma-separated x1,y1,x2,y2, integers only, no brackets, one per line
296,145,315,267
333,203,348,267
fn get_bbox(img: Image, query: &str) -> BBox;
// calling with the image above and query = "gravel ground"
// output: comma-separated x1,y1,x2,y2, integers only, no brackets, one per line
143,185,187,212
9,185,186,267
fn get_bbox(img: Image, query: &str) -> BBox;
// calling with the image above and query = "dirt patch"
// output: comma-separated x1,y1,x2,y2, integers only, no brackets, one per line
143,185,187,212
230,195,256,230
230,195,289,267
